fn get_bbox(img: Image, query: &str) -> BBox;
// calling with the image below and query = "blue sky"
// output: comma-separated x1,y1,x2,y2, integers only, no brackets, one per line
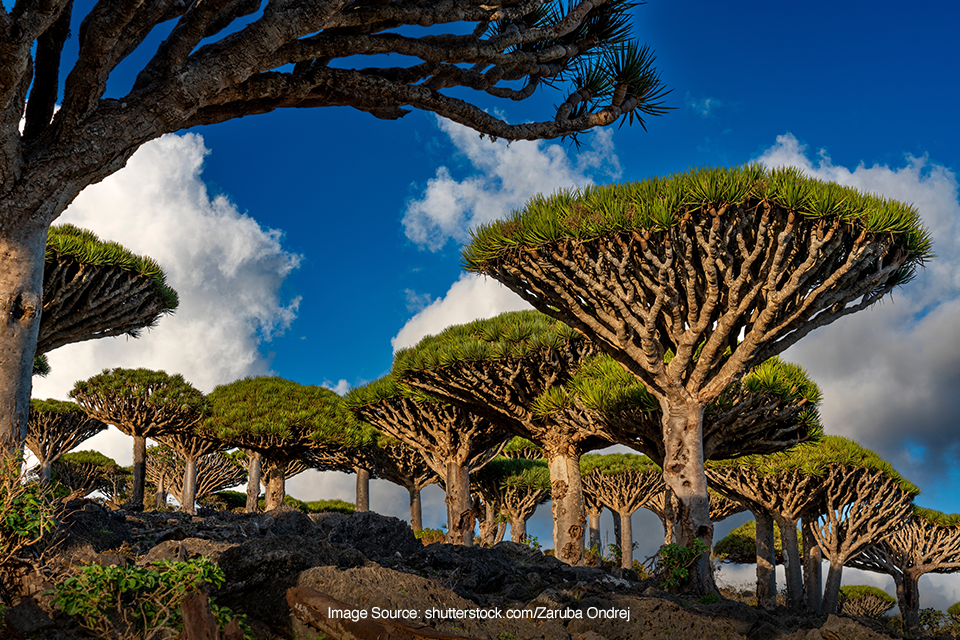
25,0,960,610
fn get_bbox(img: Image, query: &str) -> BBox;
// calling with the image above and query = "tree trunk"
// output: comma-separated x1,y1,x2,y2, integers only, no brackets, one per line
547,451,585,565
444,461,472,546
127,435,147,511
264,462,285,510
901,569,921,637
355,467,370,513
776,515,803,611
181,455,198,515
588,512,601,552
660,400,715,594
613,510,622,552
819,561,844,615
755,511,777,610
494,521,506,544
510,515,527,544
0,223,47,454
245,451,261,513
619,509,634,569
801,512,822,613
662,486,676,545
477,500,495,545
409,485,422,531
156,473,167,509
38,458,52,484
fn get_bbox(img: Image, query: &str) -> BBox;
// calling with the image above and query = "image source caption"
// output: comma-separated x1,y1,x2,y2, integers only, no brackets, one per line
326,606,631,622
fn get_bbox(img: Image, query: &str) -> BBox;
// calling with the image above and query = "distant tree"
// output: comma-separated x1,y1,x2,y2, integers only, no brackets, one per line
580,453,662,568
848,508,960,636
151,431,223,514
38,225,178,355
837,585,896,619
347,376,507,545
358,438,440,531
501,437,544,460
70,368,205,510
463,165,932,593
473,457,551,544
51,449,124,498
202,377,365,510
715,519,797,564
394,310,607,564
145,444,246,510
25,398,106,483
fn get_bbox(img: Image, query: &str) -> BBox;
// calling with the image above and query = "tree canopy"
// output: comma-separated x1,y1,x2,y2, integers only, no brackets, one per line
26,398,107,482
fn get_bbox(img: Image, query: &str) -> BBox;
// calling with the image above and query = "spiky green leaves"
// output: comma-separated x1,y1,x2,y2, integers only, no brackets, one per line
46,225,178,310
462,164,933,273
393,310,584,374
707,436,920,495
474,457,551,492
203,376,369,456
532,353,659,417
579,452,660,476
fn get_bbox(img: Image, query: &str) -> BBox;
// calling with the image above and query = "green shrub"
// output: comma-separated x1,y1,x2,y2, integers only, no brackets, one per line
654,540,710,592
414,528,445,545
54,557,251,639
0,452,58,569
302,499,355,514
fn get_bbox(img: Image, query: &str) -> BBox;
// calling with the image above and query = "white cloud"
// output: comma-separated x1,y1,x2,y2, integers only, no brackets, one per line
323,379,351,396
686,93,723,118
33,133,301,438
391,274,530,352
403,119,623,251
759,134,960,492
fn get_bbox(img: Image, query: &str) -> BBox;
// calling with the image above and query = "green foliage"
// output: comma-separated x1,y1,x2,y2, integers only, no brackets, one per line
208,490,248,511
204,376,371,453
30,398,84,414
463,164,933,275
707,435,920,495
47,224,179,311
502,437,543,459
392,310,584,375
948,601,960,623
474,457,551,492
0,452,58,568
523,535,542,551
71,368,205,416
655,539,710,592
33,354,50,377
303,499,355,515
59,449,121,469
414,528,446,545
913,506,960,528
839,584,895,603
532,353,658,417
54,557,250,639
579,452,660,476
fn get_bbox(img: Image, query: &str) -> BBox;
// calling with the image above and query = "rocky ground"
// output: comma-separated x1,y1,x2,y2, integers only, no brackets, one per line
0,499,917,639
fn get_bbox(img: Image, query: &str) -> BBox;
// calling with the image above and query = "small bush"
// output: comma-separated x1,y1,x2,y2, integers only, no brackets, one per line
414,528,445,545
302,499,355,514
0,451,58,570
654,540,710,592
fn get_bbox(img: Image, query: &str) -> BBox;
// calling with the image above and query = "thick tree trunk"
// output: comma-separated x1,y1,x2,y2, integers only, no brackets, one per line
588,512,601,552
127,435,147,511
755,511,777,610
510,515,527,544
264,463,285,511
776,515,803,611
662,486,676,545
444,461,473,546
38,458,52,484
0,223,47,454
409,486,422,531
156,473,167,509
619,509,634,569
355,467,370,513
613,511,622,552
660,400,715,594
901,569,921,637
819,561,844,615
801,513,822,613
181,455,198,515
477,500,495,545
494,521,506,545
245,451,261,513
547,451,585,565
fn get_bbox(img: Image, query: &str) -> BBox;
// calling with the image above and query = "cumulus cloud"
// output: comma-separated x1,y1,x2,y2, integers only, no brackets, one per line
760,134,960,495
403,118,623,251
392,275,530,352
32,133,302,461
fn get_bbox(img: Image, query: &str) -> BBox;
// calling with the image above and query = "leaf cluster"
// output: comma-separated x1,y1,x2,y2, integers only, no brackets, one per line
913,506,960,528
654,539,710,592
463,164,933,273
30,398,83,415
502,437,544,459
204,376,371,451
71,368,205,413
532,353,658,417
713,519,800,564
47,224,179,311
392,310,583,374
839,584,896,604
579,452,660,476
0,452,59,568
707,435,920,495
473,457,551,491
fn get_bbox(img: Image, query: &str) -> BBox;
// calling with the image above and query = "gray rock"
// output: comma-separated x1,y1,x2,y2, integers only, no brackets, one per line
327,511,421,559
263,505,316,537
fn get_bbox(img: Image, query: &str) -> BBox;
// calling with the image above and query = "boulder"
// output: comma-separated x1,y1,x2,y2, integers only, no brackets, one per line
326,511,421,560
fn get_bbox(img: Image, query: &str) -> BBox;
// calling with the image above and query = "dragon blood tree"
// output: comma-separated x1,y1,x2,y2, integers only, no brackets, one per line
25,399,106,483
847,507,960,635
461,165,929,591
357,437,440,532
70,368,204,511
837,585,896,619
51,450,125,498
146,445,246,509
502,437,544,460
38,225,178,356
473,456,551,545
346,376,508,545
202,377,364,511
152,432,222,514
580,453,662,569
393,310,611,563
